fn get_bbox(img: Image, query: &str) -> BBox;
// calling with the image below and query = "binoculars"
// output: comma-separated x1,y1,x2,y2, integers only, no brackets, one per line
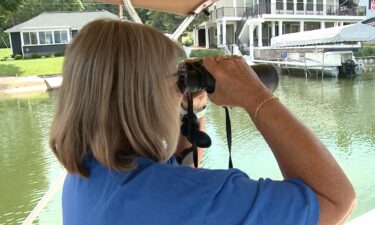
177,58,279,94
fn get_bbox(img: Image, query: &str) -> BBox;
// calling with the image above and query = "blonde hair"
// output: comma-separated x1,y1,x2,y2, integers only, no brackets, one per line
49,19,183,177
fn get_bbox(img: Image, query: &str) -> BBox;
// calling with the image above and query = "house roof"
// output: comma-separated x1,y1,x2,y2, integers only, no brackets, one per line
5,11,118,33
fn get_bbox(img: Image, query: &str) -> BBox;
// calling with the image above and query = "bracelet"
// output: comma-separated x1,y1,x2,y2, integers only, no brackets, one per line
254,96,279,124
180,105,207,119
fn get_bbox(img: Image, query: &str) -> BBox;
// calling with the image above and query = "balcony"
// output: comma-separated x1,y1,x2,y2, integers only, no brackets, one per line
272,4,366,16
209,5,366,20
209,7,247,20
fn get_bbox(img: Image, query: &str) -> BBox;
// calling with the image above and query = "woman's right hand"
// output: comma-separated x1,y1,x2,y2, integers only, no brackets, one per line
202,56,273,117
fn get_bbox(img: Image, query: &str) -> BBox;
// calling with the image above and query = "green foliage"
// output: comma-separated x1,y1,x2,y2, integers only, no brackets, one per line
0,32,10,48
31,53,40,59
145,11,183,34
182,39,193,47
82,3,118,14
0,0,24,25
53,51,64,57
354,46,375,57
186,12,209,32
10,0,84,26
0,0,24,48
189,49,226,59
14,54,22,60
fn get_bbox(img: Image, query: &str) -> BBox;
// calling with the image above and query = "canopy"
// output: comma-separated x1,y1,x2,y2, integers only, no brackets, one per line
271,23,375,47
89,0,216,15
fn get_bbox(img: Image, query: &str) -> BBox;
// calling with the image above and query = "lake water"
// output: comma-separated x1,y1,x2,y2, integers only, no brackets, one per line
1,75,375,224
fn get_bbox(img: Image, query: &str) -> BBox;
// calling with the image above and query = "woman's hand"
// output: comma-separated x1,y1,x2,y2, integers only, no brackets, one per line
202,56,273,116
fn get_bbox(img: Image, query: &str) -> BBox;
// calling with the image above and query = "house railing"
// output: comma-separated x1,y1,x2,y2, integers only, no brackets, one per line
271,3,366,16
209,7,247,20
209,5,366,20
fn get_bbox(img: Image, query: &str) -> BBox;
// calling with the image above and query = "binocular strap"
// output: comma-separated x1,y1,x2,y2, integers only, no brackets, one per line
224,107,233,169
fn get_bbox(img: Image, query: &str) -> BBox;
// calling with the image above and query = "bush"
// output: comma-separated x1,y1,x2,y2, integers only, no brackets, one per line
182,39,193,47
31,53,41,59
14,54,23,60
354,47,375,57
54,51,64,57
189,49,226,58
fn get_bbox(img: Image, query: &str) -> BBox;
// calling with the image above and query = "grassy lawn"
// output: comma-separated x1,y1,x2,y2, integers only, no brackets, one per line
0,55,64,77
0,48,11,59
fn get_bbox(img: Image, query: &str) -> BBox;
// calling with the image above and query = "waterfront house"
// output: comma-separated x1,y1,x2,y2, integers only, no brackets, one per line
193,0,368,59
5,11,118,57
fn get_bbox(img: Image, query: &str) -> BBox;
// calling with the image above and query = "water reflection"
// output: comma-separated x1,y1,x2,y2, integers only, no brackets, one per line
0,76,375,224
203,76,375,218
0,95,59,225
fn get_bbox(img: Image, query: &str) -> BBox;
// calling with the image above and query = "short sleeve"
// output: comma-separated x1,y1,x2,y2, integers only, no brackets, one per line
204,170,320,225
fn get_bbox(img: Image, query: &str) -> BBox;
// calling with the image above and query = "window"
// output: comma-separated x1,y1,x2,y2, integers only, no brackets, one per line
246,0,253,7
297,0,304,11
23,33,30,45
54,30,68,44
23,30,69,45
287,0,293,11
39,31,53,44
23,32,38,45
276,0,283,10
316,0,323,12
30,32,38,45
306,0,313,11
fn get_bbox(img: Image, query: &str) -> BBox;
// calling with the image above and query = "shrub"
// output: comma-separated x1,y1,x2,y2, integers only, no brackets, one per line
182,39,193,47
54,51,64,57
354,46,375,57
189,49,226,58
14,54,23,60
31,53,41,59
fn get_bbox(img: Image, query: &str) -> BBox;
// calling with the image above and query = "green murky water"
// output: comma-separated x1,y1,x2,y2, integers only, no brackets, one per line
1,76,375,224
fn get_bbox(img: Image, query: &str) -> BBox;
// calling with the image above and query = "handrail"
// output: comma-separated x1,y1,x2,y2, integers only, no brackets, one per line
22,171,68,225
271,3,366,16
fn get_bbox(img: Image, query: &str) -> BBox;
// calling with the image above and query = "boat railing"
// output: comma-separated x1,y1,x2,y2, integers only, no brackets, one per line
21,171,67,225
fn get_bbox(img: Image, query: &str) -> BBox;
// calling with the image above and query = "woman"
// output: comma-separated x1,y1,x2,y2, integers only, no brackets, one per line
50,19,356,225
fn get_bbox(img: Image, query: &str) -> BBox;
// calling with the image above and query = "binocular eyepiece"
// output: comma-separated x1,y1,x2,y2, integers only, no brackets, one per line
177,59,279,94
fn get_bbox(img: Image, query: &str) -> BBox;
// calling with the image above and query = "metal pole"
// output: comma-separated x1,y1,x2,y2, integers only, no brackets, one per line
321,51,325,80
123,0,143,24
171,14,196,41
118,4,124,20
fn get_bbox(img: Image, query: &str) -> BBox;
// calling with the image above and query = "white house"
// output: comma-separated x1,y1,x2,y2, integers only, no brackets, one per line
193,0,367,58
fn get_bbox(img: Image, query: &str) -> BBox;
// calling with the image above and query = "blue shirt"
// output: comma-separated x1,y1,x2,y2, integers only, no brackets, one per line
62,157,319,225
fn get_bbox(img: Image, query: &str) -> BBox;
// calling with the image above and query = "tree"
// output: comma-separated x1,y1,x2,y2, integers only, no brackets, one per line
145,11,184,34
11,0,84,26
83,2,119,15
0,0,24,48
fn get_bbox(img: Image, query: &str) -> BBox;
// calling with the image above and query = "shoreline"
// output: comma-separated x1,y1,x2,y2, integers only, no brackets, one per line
0,75,62,98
